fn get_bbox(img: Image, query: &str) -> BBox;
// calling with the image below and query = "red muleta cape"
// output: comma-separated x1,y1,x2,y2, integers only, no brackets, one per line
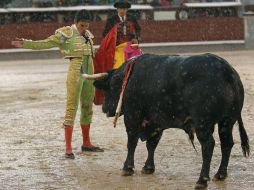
93,25,117,105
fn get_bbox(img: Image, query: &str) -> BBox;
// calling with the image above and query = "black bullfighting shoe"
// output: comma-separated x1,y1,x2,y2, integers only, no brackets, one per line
81,145,104,152
65,152,75,159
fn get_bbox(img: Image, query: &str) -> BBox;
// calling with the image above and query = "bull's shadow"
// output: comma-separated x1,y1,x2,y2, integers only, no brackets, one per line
82,53,250,190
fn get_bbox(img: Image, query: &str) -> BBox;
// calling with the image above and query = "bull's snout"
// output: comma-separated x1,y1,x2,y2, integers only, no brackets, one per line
102,105,114,117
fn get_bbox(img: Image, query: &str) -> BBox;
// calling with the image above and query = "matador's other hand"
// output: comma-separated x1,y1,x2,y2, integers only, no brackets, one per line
131,38,139,44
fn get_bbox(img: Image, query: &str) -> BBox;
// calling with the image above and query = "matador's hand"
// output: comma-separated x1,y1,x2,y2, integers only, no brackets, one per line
11,38,24,48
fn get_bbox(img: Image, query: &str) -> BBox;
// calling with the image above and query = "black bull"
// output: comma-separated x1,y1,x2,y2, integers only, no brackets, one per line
91,54,250,189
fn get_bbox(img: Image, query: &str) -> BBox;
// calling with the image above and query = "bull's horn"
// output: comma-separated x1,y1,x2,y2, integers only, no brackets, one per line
81,73,108,80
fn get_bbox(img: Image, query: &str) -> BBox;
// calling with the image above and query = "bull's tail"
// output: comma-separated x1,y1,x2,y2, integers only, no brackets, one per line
238,115,250,157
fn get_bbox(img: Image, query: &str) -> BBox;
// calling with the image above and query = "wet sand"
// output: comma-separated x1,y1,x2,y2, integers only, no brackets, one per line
0,50,254,190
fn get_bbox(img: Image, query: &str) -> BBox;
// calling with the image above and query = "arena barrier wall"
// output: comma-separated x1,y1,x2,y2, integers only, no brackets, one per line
0,17,244,49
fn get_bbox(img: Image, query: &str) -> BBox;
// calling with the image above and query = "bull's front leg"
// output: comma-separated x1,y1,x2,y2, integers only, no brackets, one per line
121,109,142,176
142,130,163,174
122,130,139,176
195,126,215,189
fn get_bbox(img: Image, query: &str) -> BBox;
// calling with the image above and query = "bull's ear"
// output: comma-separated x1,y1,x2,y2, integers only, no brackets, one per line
93,78,110,91
93,69,115,90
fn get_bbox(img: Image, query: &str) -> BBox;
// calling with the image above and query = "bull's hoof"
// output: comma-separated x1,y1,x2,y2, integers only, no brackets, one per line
141,166,155,174
122,168,134,176
213,172,227,181
194,183,207,190
195,177,209,190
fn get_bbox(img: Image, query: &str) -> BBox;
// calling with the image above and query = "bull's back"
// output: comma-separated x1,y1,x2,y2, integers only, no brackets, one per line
126,54,244,120
129,53,241,91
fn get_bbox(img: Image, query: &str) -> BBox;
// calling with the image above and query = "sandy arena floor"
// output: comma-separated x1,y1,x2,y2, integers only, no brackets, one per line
0,50,254,190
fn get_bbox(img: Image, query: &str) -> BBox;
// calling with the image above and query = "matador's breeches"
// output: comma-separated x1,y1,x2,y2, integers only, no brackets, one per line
63,56,95,126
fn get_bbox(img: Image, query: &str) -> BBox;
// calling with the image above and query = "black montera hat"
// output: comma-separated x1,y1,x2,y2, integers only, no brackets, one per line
114,0,131,9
